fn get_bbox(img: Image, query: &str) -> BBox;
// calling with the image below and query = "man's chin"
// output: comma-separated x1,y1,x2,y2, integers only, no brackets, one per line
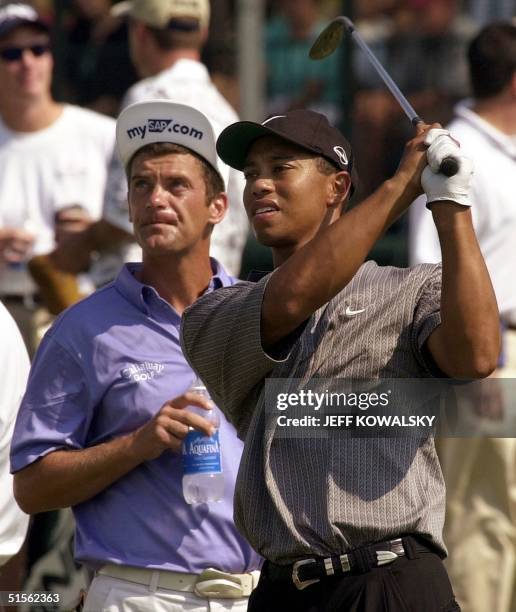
138,228,180,251
253,229,291,248
140,238,179,256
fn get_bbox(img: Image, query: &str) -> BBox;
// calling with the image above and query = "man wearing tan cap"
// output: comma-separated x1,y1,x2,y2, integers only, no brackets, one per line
50,0,248,288
112,0,211,32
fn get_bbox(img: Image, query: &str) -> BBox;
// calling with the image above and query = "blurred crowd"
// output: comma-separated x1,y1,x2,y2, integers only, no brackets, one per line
0,0,515,611
12,0,514,211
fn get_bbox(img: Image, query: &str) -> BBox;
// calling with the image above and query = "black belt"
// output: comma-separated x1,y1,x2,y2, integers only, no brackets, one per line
265,536,437,590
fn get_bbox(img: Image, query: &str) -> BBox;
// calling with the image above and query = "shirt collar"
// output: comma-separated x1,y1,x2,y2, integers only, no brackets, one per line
455,100,516,159
166,58,210,81
114,259,230,314
209,257,231,289
247,270,271,282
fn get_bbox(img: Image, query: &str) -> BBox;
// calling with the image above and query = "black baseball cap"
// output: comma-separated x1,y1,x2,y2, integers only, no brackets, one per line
216,109,358,194
0,4,49,39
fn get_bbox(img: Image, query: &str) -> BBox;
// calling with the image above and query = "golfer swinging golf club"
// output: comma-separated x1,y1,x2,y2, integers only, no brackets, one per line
180,104,500,610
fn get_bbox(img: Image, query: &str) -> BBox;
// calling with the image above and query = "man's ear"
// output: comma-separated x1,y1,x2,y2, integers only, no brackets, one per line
208,192,228,225
327,171,351,209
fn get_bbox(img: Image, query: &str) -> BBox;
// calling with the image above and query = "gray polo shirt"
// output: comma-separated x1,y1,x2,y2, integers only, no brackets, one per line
181,261,445,564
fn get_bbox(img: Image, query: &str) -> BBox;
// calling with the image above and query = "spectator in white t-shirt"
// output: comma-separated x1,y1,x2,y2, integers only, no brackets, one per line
410,23,516,327
0,3,115,354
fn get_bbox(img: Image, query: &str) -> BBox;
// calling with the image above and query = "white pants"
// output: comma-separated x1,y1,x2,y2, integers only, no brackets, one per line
83,574,250,612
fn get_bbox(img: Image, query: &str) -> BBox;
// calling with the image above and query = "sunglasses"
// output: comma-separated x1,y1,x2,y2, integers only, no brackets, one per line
0,43,50,63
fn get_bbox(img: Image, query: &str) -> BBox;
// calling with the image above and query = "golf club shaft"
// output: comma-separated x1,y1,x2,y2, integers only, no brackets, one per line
342,18,459,176
343,19,421,125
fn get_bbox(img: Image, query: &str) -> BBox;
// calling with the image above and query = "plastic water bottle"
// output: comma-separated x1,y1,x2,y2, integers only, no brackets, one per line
182,377,224,504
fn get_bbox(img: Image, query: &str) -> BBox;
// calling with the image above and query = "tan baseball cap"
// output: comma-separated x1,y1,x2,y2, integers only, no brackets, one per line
111,0,210,30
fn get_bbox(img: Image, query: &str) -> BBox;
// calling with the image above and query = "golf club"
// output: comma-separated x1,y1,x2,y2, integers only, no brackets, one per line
310,17,459,177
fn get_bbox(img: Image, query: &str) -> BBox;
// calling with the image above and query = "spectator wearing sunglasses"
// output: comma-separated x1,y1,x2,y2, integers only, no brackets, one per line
0,3,115,356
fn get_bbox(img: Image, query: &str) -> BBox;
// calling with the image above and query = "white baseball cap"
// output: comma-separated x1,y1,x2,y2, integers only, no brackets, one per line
0,3,49,38
111,0,210,30
116,100,229,188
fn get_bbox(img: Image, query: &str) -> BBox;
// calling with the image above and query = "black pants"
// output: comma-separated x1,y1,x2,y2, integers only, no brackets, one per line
249,552,461,612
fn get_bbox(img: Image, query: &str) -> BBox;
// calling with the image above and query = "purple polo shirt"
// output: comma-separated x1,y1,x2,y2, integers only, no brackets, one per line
10,261,261,573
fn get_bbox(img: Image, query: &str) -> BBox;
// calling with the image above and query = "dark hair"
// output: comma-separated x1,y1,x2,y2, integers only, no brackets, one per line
128,142,224,203
147,20,203,51
315,156,339,176
468,22,516,99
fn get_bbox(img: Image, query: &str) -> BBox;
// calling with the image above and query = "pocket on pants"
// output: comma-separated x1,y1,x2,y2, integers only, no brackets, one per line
83,577,157,612
82,576,114,612
386,554,459,612
102,586,157,612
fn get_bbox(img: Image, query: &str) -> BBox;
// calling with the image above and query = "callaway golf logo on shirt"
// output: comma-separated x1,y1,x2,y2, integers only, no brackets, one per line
121,362,164,382
126,118,204,141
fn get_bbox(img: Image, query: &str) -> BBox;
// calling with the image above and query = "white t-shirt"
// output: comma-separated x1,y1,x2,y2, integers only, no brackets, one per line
100,59,249,281
409,101,516,322
0,105,115,294
0,302,29,566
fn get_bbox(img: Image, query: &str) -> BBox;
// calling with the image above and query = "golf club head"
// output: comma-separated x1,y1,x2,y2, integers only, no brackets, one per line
309,19,346,59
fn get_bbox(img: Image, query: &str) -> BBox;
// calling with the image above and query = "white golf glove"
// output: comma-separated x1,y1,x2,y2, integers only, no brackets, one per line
424,128,460,173
422,129,473,208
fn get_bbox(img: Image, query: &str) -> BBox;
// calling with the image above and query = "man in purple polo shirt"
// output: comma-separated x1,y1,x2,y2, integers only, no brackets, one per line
10,100,261,611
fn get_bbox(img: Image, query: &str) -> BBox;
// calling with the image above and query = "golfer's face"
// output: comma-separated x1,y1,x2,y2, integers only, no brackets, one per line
128,152,212,256
242,136,333,251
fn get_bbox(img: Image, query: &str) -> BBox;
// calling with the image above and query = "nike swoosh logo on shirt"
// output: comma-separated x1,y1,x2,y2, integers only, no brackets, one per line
345,306,366,316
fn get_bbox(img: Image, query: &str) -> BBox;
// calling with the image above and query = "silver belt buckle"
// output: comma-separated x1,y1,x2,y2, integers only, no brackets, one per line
292,558,319,590
376,537,403,566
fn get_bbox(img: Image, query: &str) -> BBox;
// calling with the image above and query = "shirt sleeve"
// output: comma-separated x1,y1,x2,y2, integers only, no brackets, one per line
181,274,288,428
411,263,443,376
10,334,94,473
408,195,442,266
